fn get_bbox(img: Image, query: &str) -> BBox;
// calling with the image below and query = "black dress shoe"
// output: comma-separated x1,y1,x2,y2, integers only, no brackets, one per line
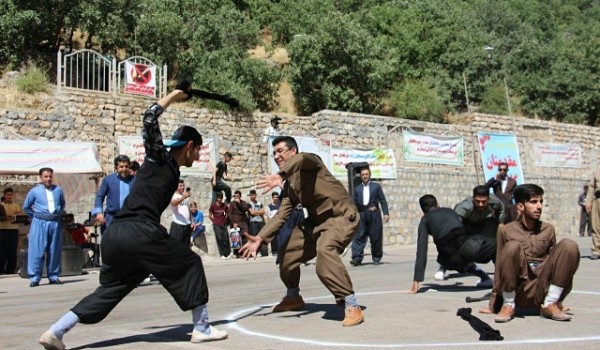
350,259,362,266
30,281,40,287
49,279,63,285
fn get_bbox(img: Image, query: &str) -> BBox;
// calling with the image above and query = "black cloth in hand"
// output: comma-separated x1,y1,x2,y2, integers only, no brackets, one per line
457,307,503,341
175,79,193,100
189,89,239,108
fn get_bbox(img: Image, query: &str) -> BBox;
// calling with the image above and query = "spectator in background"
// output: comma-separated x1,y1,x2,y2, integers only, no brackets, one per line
190,201,205,240
228,190,250,257
169,180,192,246
129,160,141,175
0,187,24,274
265,191,280,256
350,167,390,266
92,155,135,231
248,190,268,257
23,167,66,287
65,214,99,268
262,116,281,143
586,170,600,260
211,152,233,204
485,162,517,223
209,193,231,259
579,185,592,237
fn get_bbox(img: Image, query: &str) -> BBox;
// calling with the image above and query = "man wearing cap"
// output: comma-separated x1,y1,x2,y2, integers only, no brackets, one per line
262,116,281,143
39,81,228,350
92,155,135,232
239,135,364,327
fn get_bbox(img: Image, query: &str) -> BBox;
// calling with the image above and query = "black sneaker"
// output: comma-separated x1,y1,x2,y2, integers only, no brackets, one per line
30,281,40,287
49,279,63,285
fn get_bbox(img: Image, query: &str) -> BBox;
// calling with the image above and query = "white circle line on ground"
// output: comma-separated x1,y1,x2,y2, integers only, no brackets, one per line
225,290,600,348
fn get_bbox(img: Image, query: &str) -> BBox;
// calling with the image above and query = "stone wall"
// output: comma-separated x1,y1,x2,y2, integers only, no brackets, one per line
1,90,598,256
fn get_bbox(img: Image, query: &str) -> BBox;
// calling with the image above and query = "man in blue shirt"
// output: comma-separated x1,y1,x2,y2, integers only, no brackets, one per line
23,168,66,287
92,155,135,231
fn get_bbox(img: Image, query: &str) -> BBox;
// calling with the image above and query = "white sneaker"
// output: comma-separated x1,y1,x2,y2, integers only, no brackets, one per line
190,326,228,343
434,267,446,281
140,277,152,285
476,279,493,288
220,255,227,259
39,330,65,350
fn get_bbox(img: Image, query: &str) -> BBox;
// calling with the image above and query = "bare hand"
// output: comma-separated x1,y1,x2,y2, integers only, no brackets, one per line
383,215,390,223
94,214,106,226
239,236,263,260
406,281,420,295
257,174,284,194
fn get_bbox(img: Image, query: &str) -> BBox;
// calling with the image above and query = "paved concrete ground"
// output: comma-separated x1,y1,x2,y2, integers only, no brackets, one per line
1,236,599,350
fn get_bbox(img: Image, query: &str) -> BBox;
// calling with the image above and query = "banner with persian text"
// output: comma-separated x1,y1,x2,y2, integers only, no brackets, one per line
531,142,583,168
118,136,216,176
402,131,464,165
477,132,524,184
331,148,397,179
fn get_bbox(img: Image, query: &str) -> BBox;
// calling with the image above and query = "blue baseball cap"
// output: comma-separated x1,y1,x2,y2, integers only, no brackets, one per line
164,125,202,148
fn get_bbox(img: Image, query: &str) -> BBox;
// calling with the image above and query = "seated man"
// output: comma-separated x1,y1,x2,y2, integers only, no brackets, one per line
407,195,496,294
485,184,580,323
65,214,99,268
434,185,505,280
455,185,505,237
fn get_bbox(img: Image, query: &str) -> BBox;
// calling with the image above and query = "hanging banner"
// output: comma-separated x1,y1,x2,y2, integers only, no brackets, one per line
118,136,216,176
331,148,397,179
267,136,332,173
531,142,583,168
402,131,464,165
124,61,156,97
477,132,524,184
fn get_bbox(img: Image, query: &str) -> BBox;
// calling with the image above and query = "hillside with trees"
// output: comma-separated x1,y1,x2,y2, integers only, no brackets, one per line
1,0,599,124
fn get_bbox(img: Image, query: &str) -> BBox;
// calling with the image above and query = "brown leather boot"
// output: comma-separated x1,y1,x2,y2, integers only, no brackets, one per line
272,296,305,312
494,304,514,323
540,303,571,321
342,306,364,327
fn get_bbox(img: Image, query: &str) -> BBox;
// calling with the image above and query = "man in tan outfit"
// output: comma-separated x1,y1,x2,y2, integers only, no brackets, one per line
240,135,364,327
585,170,600,260
485,184,580,323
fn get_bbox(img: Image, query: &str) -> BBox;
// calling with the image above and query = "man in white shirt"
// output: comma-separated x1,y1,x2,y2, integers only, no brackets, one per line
169,179,192,246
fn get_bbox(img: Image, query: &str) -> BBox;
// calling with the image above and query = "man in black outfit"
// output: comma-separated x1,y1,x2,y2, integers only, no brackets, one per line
350,167,390,266
38,81,229,350
211,152,232,203
407,194,496,294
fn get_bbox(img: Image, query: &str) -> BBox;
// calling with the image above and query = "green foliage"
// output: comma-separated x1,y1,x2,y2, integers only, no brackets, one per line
14,64,50,94
2,0,600,121
479,84,509,116
287,12,394,115
389,80,446,123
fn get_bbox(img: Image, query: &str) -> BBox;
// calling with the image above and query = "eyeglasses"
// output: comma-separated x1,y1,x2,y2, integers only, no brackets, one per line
272,148,290,157
498,168,508,172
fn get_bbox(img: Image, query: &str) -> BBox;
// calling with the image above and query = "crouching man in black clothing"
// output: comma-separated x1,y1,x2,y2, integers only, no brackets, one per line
407,194,496,294
38,82,229,350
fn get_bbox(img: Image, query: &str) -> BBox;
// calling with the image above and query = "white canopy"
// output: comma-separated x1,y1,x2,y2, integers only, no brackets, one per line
0,140,102,175
0,140,103,202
